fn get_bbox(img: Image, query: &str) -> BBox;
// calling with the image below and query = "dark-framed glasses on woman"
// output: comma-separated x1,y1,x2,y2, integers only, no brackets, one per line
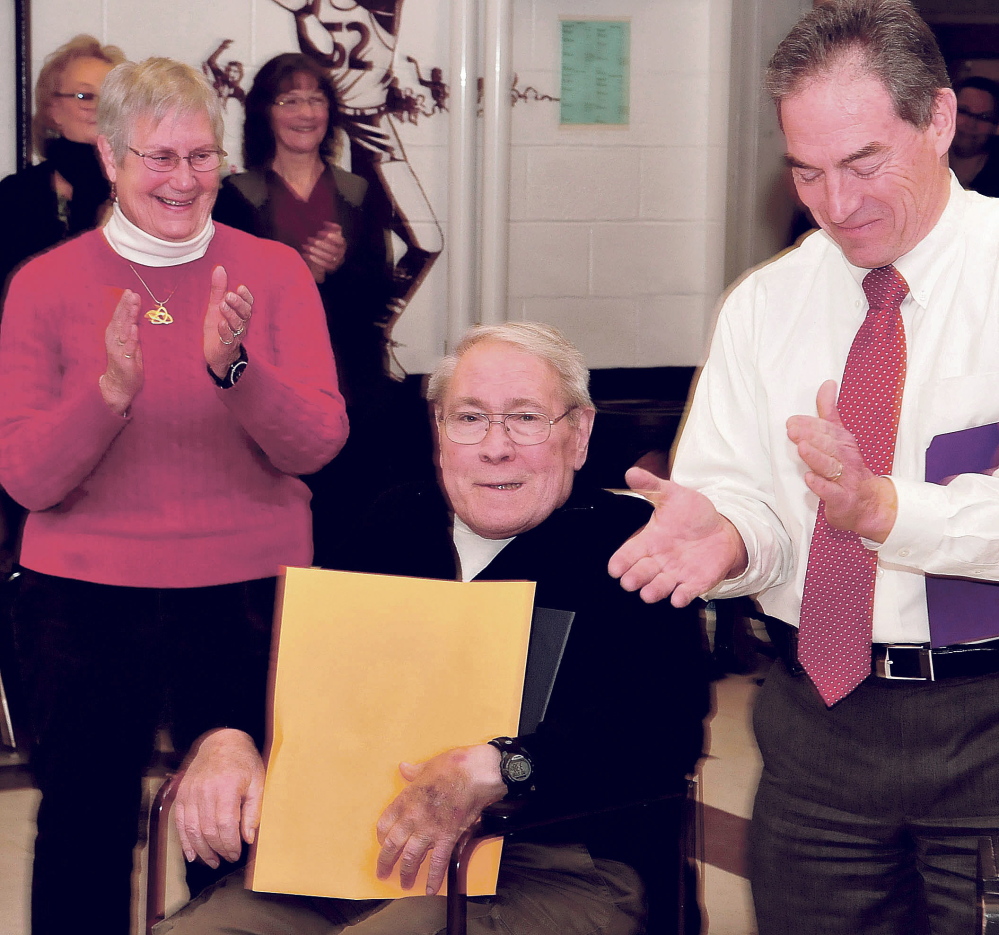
273,94,329,110
54,91,99,103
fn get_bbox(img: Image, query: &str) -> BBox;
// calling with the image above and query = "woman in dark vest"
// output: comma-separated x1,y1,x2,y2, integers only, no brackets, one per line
214,53,431,565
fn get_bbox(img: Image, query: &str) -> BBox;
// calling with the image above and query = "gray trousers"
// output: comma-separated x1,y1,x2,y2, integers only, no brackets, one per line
750,660,999,935
155,842,645,935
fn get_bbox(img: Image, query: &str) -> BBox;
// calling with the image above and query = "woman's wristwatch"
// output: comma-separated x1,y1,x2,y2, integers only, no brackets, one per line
488,736,534,797
208,346,248,389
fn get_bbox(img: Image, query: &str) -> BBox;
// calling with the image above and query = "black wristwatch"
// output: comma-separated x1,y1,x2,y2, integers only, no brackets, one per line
488,736,534,797
208,345,248,389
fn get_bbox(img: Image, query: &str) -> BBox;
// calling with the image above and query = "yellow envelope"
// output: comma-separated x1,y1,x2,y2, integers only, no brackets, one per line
249,566,536,899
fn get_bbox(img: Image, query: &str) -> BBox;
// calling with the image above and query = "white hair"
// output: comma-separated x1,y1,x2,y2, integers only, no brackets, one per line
427,321,593,420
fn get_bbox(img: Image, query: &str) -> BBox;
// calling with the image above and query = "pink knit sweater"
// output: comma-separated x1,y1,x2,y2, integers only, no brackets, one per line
0,224,348,587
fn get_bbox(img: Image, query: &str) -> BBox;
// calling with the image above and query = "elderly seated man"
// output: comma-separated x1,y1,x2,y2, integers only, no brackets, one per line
159,322,710,935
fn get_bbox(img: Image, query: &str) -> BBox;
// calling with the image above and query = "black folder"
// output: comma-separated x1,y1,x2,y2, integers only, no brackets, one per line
518,607,574,734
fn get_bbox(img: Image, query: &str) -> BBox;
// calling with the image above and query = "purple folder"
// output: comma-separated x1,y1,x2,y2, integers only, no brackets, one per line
924,423,999,646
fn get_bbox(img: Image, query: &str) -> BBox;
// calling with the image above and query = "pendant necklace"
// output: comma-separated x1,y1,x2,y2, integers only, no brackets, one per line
128,264,177,324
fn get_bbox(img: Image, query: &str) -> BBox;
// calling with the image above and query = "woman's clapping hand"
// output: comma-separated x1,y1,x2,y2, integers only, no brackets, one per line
100,289,144,416
203,265,253,378
302,221,346,283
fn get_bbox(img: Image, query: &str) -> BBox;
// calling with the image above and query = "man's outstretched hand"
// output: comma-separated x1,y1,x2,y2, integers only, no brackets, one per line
608,467,748,605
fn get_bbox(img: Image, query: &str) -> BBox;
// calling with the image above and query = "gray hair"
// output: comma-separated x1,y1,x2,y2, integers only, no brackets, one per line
33,34,126,156
427,321,594,420
765,0,949,129
98,58,224,163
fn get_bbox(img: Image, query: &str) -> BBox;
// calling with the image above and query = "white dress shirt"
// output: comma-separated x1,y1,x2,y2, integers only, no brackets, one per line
674,175,999,643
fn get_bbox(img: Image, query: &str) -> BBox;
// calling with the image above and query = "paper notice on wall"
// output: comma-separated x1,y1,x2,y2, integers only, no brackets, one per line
249,566,535,899
560,19,631,126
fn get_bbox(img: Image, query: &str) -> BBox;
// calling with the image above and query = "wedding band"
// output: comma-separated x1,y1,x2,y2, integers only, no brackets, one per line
232,325,246,337
828,465,843,481
219,333,235,346
124,354,133,359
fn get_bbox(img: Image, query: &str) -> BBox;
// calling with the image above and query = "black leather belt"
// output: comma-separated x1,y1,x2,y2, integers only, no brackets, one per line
764,618,999,682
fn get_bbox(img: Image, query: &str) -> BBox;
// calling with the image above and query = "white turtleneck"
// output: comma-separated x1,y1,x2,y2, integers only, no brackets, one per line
102,202,215,267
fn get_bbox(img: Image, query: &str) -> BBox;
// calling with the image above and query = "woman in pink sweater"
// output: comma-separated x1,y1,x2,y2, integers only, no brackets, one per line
0,58,347,935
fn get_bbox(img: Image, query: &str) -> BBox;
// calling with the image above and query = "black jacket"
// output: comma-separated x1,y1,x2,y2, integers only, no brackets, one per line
0,140,110,301
332,482,711,864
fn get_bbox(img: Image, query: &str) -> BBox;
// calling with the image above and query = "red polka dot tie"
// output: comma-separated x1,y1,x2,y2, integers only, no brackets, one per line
797,265,908,706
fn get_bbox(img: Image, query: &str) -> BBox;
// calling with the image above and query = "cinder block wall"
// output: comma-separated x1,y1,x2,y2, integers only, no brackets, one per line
0,0,731,374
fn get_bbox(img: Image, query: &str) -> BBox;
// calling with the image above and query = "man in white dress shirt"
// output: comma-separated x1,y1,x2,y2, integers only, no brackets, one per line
609,1,999,932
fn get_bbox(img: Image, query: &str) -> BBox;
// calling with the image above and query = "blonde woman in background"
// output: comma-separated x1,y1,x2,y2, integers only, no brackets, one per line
0,34,125,292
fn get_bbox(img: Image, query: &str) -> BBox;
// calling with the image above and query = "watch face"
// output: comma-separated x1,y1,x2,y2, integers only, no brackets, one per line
231,360,248,385
505,753,532,783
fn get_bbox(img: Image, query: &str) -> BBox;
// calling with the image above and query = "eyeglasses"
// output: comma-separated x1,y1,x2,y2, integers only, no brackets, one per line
54,91,98,103
440,408,577,446
957,105,998,127
273,94,329,110
127,147,227,172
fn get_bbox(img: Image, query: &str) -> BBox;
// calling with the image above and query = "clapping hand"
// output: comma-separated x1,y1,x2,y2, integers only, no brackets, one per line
100,289,144,416
203,265,253,379
786,380,897,542
302,222,346,283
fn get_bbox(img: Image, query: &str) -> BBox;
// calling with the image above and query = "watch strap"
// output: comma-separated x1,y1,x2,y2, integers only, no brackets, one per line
208,345,248,389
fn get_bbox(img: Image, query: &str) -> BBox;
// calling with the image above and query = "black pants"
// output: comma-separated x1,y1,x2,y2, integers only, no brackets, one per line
750,660,999,935
12,569,276,935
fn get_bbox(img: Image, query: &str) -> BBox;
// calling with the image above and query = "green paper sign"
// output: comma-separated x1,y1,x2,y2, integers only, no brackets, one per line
560,19,631,126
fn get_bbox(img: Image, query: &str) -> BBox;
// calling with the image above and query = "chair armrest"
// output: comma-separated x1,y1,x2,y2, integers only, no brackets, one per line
146,771,183,935
979,835,999,933
446,782,696,935
477,787,689,839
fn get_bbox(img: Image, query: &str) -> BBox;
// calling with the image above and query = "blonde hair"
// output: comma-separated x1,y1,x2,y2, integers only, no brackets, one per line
33,34,125,155
98,58,224,164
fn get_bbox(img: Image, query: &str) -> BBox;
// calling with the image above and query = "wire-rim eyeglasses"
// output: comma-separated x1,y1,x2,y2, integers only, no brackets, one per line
127,147,227,172
440,407,577,445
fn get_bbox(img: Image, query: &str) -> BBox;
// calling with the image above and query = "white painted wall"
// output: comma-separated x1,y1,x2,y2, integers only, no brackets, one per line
1,0,739,373
725,0,812,284
0,7,16,181
507,0,732,368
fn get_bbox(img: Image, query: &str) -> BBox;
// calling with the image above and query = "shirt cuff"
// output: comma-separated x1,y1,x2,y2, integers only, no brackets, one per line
700,507,771,600
873,475,947,567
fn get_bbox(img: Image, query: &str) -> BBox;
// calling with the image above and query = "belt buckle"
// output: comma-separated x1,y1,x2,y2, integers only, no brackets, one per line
876,643,935,681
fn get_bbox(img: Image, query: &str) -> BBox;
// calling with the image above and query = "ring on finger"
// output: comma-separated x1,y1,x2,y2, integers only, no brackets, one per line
231,324,246,337
827,464,844,482
219,333,235,346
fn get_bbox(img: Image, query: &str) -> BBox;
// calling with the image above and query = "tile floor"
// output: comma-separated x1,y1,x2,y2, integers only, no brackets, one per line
699,673,762,935
0,673,764,935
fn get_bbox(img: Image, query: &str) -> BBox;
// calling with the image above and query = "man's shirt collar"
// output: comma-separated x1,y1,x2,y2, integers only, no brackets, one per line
843,172,967,312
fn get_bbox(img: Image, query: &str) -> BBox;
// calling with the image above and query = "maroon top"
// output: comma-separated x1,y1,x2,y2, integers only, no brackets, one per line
269,168,340,254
